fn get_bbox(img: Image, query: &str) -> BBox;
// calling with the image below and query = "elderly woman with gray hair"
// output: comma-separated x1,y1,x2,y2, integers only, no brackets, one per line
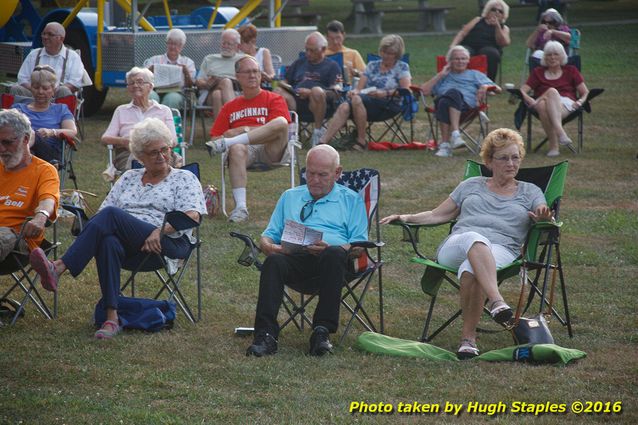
101,67,176,171
520,41,588,157
11,65,77,164
31,118,207,339
420,45,500,158
143,28,196,109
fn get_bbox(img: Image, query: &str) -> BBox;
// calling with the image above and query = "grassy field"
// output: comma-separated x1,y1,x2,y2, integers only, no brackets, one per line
1,2,637,424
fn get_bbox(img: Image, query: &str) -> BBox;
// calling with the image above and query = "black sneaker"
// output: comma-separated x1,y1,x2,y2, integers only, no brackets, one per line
309,326,333,356
246,331,278,357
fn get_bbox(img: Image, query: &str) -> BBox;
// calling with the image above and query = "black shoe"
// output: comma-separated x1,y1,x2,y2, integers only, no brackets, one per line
309,326,333,356
246,331,278,357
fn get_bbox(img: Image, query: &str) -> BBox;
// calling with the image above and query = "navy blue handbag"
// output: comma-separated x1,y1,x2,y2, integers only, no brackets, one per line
94,296,176,332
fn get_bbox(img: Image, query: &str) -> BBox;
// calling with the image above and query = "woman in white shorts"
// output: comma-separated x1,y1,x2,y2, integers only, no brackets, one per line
520,41,589,157
381,128,553,359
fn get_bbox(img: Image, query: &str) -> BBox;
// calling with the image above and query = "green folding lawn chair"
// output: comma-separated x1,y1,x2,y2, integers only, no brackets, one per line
393,160,572,342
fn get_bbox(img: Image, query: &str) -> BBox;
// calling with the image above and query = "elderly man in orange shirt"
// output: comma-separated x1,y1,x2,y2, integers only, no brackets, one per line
0,109,59,292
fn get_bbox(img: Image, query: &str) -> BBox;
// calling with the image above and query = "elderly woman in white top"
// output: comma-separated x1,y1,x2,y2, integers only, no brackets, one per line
31,118,206,339
144,28,196,109
381,128,552,359
101,67,176,171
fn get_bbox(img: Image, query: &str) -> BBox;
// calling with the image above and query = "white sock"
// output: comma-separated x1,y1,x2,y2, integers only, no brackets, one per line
451,130,460,139
232,188,247,209
224,132,250,147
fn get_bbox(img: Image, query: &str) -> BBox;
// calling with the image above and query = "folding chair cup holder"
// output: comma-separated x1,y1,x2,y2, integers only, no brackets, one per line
397,160,572,343
230,168,384,345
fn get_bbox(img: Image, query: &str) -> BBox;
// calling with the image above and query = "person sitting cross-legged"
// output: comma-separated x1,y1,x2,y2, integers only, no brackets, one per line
205,56,291,223
30,118,206,339
246,145,368,357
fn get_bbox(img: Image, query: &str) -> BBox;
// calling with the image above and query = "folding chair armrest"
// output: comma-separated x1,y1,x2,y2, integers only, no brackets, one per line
58,133,80,150
229,231,263,269
581,88,604,113
350,240,384,249
163,211,200,233
389,220,452,259
507,88,524,100
61,204,89,221
530,219,563,231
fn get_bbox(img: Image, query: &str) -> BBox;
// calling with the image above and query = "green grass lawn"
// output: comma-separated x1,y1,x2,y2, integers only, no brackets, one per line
1,4,637,425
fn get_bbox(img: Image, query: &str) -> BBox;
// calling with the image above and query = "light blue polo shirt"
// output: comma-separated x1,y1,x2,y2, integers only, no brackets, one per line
432,69,494,108
262,183,368,247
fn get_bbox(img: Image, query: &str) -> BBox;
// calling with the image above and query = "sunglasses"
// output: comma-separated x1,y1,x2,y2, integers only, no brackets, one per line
542,20,557,25
490,8,504,14
300,199,316,222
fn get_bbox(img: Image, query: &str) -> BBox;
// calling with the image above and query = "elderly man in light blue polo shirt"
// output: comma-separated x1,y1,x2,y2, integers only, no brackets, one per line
246,145,367,358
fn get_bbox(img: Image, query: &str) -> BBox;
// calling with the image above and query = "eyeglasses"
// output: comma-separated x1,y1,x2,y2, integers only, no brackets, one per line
237,70,260,75
127,79,151,87
305,46,322,53
221,41,238,47
143,146,171,158
300,199,316,222
0,137,20,148
34,65,56,75
492,155,521,163
41,31,62,38
490,8,504,14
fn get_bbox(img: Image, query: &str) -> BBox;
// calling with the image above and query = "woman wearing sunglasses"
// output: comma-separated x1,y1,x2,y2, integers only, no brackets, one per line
526,8,572,60
449,0,510,81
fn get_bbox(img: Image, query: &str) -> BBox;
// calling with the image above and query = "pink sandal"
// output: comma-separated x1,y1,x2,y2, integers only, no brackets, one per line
29,248,58,292
95,320,121,340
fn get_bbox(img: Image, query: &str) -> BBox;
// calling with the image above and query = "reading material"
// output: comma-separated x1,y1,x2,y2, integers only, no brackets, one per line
153,64,184,89
281,219,323,253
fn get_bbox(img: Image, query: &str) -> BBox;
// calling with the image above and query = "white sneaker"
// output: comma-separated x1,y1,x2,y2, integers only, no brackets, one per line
435,142,453,158
546,149,560,157
228,207,249,223
451,132,467,149
311,128,326,147
205,138,226,156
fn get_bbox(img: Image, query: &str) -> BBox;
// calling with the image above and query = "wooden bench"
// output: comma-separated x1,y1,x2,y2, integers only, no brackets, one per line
351,0,454,34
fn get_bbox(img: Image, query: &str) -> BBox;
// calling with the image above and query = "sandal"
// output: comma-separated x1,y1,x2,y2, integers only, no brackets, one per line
95,319,121,340
29,248,58,292
457,338,479,360
351,141,367,152
489,299,513,325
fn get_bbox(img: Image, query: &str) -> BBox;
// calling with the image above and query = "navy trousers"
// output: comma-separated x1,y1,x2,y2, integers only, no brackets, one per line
62,206,190,310
435,88,470,124
254,246,348,338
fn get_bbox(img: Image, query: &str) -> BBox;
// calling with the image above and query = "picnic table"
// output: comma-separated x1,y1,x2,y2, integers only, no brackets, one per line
351,0,454,34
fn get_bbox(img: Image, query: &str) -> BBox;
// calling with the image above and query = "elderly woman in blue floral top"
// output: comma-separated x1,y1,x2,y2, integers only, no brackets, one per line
319,34,411,151
29,118,206,339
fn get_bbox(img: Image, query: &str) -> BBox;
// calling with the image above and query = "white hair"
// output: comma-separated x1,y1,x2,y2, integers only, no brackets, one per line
481,0,509,22
305,31,327,49
446,45,470,63
166,28,186,46
129,117,175,159
541,41,568,66
222,28,241,44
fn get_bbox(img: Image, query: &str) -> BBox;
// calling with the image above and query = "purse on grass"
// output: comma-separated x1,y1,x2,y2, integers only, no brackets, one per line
510,260,555,345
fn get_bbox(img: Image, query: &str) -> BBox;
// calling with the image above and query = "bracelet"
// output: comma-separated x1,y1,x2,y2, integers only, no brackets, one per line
35,209,50,219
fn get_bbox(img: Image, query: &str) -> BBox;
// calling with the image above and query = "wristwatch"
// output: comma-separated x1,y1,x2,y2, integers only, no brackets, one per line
35,209,50,219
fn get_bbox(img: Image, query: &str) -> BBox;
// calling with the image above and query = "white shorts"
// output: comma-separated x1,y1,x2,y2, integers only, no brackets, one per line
560,95,577,112
437,231,517,279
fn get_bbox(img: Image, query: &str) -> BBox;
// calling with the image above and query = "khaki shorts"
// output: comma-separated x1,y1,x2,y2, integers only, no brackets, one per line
245,144,290,170
0,227,27,262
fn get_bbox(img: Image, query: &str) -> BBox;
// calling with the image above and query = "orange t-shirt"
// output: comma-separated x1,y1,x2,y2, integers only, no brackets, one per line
0,156,59,249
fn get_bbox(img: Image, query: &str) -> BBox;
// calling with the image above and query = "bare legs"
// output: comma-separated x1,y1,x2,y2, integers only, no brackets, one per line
206,78,236,121
459,242,505,342
227,116,288,190
532,88,570,152
320,94,367,147
275,87,328,131
439,107,461,144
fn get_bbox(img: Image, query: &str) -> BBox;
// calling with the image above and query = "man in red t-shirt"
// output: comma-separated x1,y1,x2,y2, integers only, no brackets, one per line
207,56,291,223
0,109,59,291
